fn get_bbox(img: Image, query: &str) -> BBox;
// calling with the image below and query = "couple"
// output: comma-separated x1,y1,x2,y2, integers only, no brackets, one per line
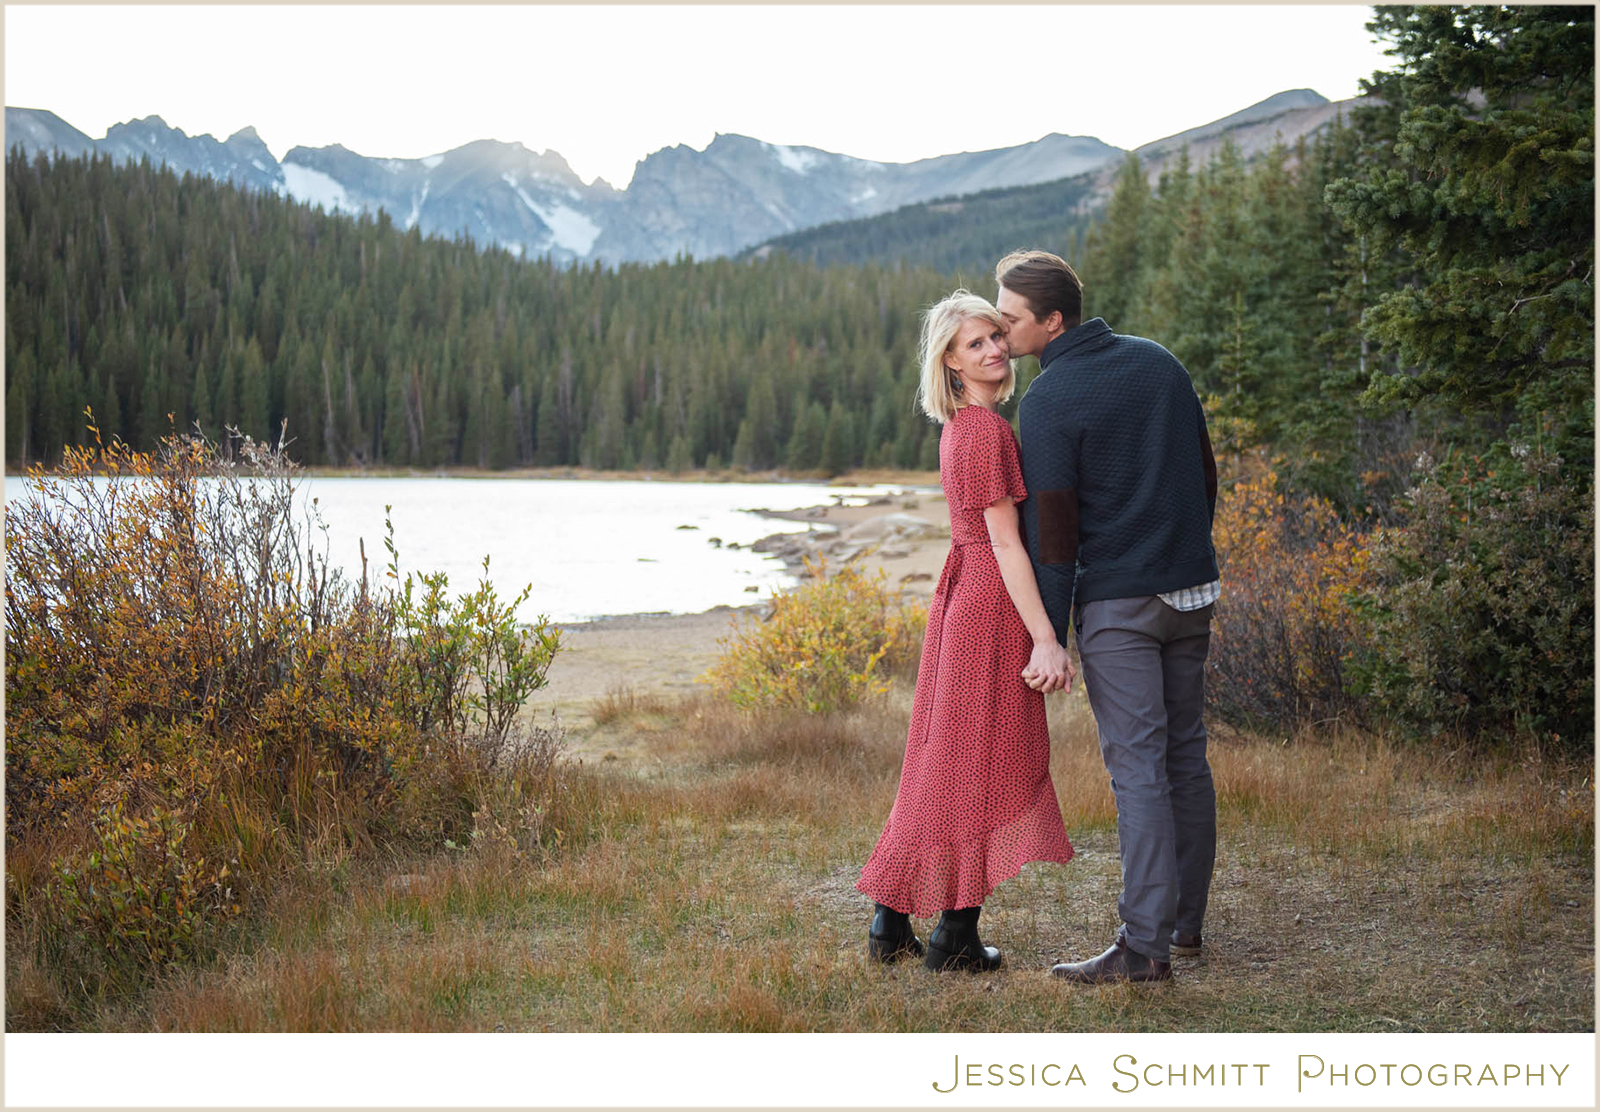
856,249,1220,983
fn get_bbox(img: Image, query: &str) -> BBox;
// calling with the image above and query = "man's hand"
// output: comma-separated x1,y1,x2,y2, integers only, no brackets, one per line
1021,639,1074,695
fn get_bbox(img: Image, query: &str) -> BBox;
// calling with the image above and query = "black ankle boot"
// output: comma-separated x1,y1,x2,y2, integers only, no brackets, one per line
867,903,924,963
924,906,1002,972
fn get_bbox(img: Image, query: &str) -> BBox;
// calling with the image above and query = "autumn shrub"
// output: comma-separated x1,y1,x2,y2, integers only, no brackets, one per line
383,541,560,748
1347,440,1594,750
1206,464,1372,732
700,559,926,713
45,802,227,996
4,420,563,1008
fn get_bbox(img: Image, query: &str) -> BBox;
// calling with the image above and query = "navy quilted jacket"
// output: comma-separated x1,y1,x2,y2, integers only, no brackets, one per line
1017,318,1218,640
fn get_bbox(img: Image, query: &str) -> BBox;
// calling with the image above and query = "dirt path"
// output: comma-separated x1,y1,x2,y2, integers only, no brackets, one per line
526,606,749,731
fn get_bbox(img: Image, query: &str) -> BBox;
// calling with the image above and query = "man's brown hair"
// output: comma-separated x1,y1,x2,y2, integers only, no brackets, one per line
995,249,1084,329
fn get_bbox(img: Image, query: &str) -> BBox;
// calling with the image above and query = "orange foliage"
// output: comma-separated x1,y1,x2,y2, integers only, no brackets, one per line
1207,463,1373,730
6,418,563,999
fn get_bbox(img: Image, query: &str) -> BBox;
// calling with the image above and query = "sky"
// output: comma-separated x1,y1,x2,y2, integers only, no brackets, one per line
5,4,1397,189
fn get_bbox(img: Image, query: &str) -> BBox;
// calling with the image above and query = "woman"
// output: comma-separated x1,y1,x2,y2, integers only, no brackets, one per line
856,290,1075,972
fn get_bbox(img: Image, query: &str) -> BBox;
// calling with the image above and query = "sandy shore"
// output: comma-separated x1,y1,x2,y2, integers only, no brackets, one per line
526,488,951,741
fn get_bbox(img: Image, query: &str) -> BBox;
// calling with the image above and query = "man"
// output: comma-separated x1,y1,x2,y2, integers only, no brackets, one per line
996,249,1219,985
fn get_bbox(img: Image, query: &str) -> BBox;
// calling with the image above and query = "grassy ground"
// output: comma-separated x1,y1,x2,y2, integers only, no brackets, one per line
13,687,1592,1032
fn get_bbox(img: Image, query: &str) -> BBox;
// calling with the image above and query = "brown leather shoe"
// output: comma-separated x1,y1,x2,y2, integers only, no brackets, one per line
1051,938,1172,984
1171,932,1203,957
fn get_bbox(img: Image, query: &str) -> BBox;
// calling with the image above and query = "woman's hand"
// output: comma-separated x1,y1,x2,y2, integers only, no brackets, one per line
984,496,1074,696
1022,640,1075,695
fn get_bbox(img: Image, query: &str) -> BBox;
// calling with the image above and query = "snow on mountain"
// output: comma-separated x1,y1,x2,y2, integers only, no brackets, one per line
769,142,821,175
405,181,430,231
534,201,602,256
281,163,352,213
504,173,601,255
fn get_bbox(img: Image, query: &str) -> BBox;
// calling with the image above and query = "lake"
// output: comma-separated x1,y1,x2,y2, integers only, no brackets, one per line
4,475,930,623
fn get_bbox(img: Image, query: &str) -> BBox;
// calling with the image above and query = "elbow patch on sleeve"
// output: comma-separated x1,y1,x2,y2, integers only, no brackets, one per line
1038,487,1079,565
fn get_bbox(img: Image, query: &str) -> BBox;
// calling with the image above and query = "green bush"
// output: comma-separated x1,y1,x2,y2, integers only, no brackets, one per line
700,560,925,714
1349,437,1594,750
384,538,560,751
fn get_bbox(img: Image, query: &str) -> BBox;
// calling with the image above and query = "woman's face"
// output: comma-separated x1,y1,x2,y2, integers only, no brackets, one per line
943,316,1010,393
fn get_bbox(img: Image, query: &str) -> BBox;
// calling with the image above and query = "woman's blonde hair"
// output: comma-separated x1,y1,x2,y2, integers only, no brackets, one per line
915,289,1016,424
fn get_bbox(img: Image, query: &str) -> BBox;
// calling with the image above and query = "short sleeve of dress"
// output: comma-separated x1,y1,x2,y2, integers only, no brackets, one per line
954,409,1028,511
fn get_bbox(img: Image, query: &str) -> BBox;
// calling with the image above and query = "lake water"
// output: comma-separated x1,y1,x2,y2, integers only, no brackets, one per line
4,475,931,623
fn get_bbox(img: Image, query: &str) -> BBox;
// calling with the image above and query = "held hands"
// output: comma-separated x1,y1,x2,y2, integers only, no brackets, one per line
1021,640,1075,695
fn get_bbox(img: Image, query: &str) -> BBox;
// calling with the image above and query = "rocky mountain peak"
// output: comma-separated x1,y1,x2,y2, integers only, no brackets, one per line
1261,88,1330,109
8,88,1353,268
119,114,176,134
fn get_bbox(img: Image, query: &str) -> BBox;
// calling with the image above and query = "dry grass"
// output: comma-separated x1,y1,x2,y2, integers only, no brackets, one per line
18,684,1592,1033
588,683,679,728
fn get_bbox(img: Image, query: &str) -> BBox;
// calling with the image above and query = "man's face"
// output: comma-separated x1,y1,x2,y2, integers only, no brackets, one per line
996,286,1053,359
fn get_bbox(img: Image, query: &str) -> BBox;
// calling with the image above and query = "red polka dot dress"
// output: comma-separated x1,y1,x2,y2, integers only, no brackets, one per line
857,404,1074,917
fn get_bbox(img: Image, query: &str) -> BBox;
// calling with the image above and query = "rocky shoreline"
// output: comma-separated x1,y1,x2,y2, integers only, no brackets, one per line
744,492,948,585
529,491,952,744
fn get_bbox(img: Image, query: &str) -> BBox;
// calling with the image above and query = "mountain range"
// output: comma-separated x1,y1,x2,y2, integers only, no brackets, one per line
6,89,1357,266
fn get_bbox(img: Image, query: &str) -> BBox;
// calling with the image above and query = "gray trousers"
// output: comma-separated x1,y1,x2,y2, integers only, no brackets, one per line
1076,595,1216,962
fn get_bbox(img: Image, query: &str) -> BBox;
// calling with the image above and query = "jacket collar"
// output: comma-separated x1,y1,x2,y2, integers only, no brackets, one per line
1039,318,1112,369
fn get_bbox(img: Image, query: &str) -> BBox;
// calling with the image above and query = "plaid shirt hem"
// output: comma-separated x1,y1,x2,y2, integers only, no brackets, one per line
1157,579,1221,612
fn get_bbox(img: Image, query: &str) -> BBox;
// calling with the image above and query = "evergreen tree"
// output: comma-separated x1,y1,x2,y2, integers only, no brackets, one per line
318,334,340,463
191,359,214,440
1082,153,1150,329
636,424,661,470
584,367,627,470
281,333,319,462
137,352,166,451
1215,289,1261,408
785,401,827,471
356,353,380,461
383,361,411,464
744,373,780,469
665,433,693,474
1322,6,1595,746
216,340,239,439
6,347,36,465
1133,149,1194,340
730,418,756,471
535,372,564,465
238,337,268,441
820,399,856,476
1326,5,1595,448
96,366,123,446
892,414,924,469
